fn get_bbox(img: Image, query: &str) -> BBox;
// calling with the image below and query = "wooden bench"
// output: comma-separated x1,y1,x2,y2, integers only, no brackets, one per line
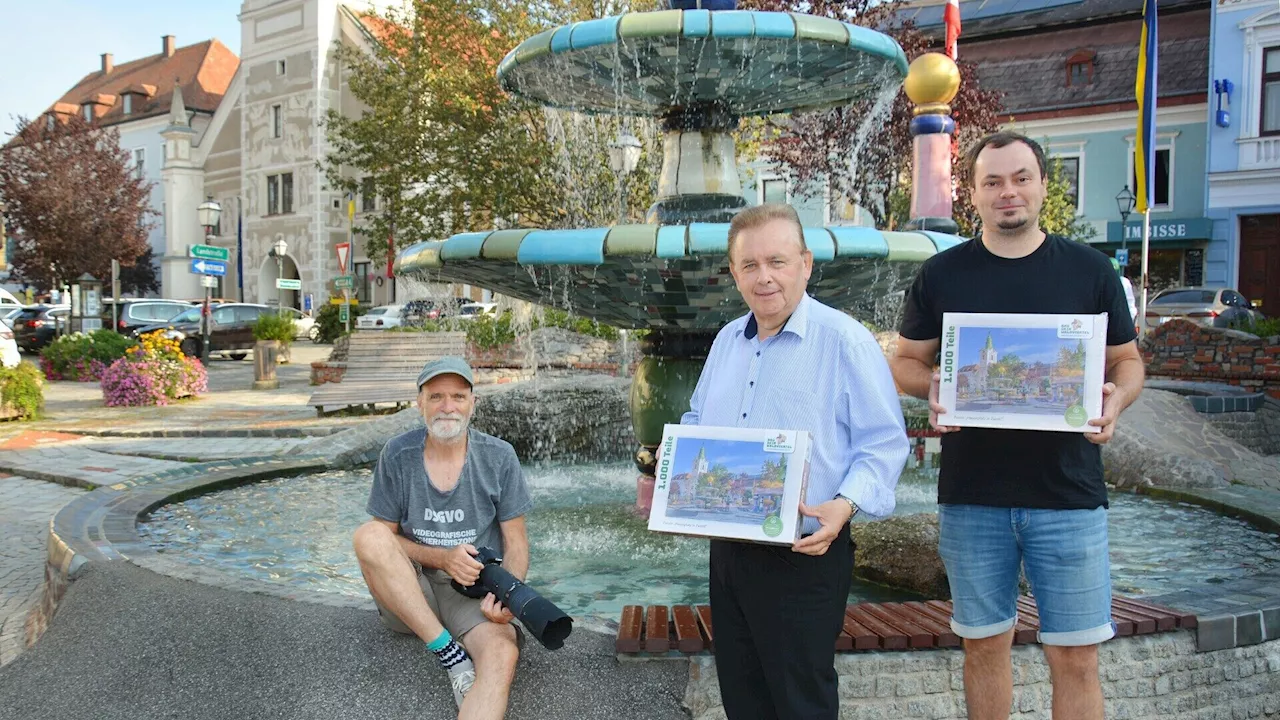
615,597,1197,655
307,331,468,414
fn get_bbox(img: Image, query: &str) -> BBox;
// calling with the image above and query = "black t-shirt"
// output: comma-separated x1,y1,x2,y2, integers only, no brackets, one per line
898,234,1138,510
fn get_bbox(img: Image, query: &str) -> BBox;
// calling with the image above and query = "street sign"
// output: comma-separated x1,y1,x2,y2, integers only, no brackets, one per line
334,275,354,290
190,258,227,276
201,275,218,289
189,244,230,262
276,278,302,290
339,304,350,323
336,242,351,274
1115,248,1129,265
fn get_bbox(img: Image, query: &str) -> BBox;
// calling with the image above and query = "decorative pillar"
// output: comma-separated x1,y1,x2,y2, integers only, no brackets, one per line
903,52,962,234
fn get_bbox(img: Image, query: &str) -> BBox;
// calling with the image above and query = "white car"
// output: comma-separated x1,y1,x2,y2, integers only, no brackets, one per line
0,323,19,368
356,305,404,330
456,302,498,320
280,307,320,342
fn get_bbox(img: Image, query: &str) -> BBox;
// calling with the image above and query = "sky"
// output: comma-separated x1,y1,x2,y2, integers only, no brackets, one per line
673,440,774,477
958,327,1071,367
0,1,243,139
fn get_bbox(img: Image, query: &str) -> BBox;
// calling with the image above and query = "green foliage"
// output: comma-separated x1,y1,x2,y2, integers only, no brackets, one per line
252,313,297,343
1040,158,1097,243
1243,316,1280,339
0,361,44,420
534,308,619,340
39,330,137,381
466,313,517,350
315,303,366,344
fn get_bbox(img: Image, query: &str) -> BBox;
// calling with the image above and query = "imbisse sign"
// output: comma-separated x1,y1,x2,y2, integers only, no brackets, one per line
1104,218,1212,244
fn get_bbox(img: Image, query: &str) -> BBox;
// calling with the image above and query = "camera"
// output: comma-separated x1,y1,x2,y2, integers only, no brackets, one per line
451,547,573,650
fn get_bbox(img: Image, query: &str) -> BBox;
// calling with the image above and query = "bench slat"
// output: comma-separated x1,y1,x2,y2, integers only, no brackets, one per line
1109,605,1157,635
1115,597,1191,630
848,604,908,650
900,601,962,647
840,610,880,650
867,603,943,648
644,605,670,653
616,605,643,653
695,605,714,651
671,605,704,653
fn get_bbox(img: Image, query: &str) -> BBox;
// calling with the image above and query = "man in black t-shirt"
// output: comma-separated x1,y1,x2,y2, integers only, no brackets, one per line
891,131,1145,720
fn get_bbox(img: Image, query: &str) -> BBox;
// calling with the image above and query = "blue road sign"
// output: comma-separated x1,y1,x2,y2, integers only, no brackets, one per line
1115,248,1129,266
190,258,227,276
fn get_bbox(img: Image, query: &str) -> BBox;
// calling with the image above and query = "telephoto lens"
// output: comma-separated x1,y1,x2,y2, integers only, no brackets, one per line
451,547,574,650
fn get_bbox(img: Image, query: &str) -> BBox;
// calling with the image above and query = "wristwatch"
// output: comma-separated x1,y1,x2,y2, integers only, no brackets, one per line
836,494,859,521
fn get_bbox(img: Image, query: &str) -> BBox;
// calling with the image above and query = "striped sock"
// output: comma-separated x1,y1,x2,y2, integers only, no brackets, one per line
426,629,470,671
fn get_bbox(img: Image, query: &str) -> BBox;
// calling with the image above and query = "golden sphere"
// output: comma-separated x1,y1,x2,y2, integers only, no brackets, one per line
904,52,961,106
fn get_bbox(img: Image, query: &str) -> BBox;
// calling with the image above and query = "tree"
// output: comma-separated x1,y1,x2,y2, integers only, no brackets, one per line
118,245,160,297
0,115,154,292
1039,157,1096,243
323,0,664,264
739,0,1003,232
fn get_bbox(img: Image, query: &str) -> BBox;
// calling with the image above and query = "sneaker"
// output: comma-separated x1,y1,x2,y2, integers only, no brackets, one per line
448,659,476,709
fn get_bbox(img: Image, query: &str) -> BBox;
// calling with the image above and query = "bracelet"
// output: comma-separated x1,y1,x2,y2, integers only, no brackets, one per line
836,494,859,519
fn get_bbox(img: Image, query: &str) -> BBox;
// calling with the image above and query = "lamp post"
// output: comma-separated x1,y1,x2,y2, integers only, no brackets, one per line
608,131,642,225
268,237,288,315
196,196,222,365
1115,185,1135,254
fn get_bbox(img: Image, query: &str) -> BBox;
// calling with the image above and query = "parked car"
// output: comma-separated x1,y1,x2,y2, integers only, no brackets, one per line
134,303,272,359
0,323,19,368
13,305,69,353
1143,287,1264,331
356,304,404,330
2,307,23,329
279,307,320,342
101,298,196,337
456,302,498,320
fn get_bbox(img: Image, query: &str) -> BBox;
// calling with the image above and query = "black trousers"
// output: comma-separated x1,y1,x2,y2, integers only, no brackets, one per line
709,524,853,720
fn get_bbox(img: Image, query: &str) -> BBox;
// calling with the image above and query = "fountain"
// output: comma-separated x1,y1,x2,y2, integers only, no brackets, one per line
394,1,968,514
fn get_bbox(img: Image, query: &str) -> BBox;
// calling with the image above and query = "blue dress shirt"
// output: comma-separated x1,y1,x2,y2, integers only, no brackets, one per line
680,294,909,530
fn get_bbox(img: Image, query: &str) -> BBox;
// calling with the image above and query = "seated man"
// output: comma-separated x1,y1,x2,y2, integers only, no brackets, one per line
353,356,532,719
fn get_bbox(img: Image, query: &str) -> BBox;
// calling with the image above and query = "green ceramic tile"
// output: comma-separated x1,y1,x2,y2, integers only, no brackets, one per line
883,231,938,262
618,10,682,39
480,229,532,260
514,29,556,65
605,224,659,256
791,14,847,45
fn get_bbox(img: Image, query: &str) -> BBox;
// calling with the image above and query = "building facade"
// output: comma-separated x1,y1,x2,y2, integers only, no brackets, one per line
1207,0,1280,314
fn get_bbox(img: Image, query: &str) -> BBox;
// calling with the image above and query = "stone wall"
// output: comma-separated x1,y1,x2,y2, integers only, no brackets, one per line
684,633,1280,720
1204,400,1280,456
1142,320,1280,399
468,327,639,374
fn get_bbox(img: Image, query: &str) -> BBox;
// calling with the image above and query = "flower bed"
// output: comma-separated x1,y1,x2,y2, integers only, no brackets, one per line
100,331,207,407
39,330,136,382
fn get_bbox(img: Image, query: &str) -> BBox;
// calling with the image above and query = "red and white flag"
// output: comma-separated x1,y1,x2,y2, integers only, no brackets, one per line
944,0,961,60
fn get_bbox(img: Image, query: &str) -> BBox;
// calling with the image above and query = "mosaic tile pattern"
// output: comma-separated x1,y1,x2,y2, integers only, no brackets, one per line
396,225,965,330
497,10,908,116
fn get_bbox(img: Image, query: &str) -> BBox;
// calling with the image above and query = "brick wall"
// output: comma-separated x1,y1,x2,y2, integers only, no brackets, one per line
1141,320,1280,399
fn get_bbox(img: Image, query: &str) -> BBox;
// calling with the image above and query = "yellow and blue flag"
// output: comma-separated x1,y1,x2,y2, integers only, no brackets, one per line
1135,0,1158,213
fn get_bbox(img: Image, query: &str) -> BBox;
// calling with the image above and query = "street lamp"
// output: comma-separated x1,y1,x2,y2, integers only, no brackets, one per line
196,196,222,364
608,131,642,224
269,237,288,314
1115,185,1135,252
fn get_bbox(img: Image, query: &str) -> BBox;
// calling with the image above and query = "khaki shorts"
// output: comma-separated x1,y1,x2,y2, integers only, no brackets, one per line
375,564,525,651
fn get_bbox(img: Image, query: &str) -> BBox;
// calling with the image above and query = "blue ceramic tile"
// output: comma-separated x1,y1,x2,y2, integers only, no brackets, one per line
829,226,889,258
803,227,835,262
656,226,687,259
710,10,755,38
752,11,795,38
439,231,490,261
570,17,621,51
516,228,607,265
682,9,711,37
688,223,731,254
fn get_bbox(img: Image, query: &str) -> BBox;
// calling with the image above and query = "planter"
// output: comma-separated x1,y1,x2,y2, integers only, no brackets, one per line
310,361,347,385
253,340,280,390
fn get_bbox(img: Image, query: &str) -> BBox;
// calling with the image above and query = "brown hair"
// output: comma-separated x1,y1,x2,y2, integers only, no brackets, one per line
726,203,807,262
962,131,1048,186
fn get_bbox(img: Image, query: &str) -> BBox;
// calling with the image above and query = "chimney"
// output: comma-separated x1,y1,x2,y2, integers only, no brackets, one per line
101,53,113,74
162,35,175,57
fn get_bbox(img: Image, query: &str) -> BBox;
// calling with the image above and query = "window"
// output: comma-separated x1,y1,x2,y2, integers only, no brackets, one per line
122,94,133,115
267,175,280,215
354,262,371,304
1066,50,1095,87
361,177,376,212
1264,47,1280,136
132,148,146,181
1130,147,1172,211
760,177,788,205
272,104,283,139
46,114,55,130
82,104,94,122
277,59,287,76
1052,155,1081,213
266,173,294,215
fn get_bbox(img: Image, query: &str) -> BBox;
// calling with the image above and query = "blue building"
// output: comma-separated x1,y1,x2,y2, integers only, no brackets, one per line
1206,0,1280,314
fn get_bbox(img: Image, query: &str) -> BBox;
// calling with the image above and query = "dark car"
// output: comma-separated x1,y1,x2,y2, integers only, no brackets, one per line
134,303,272,359
101,299,195,337
13,305,69,353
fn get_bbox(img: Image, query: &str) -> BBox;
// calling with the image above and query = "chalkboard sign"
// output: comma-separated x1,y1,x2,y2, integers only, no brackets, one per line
1184,249,1205,287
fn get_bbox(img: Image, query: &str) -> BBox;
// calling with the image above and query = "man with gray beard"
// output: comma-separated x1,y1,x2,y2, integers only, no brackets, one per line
353,356,532,720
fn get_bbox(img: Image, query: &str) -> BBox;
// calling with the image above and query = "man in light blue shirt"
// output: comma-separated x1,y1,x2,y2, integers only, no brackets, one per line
681,203,910,720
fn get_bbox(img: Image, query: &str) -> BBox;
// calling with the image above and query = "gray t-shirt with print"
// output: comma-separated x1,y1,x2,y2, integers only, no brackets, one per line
366,427,532,558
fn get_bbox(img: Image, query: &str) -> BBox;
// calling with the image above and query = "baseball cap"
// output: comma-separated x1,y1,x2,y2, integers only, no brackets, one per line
416,356,475,390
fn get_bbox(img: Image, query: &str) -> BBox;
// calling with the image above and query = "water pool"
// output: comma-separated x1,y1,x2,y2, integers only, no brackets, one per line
138,464,1280,618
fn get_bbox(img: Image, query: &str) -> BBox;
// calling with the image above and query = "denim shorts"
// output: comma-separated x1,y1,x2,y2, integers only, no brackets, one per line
937,504,1115,647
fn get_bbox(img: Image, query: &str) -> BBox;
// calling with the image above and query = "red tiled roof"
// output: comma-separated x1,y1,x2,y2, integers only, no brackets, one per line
45,39,239,127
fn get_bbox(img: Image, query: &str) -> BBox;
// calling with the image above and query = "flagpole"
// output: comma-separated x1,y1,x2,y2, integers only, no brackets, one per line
1139,210,1151,336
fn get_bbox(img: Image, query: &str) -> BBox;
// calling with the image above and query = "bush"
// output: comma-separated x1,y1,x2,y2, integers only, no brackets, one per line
467,313,516,350
535,308,619,340
253,312,297,344
0,361,44,420
39,329,137,381
315,303,366,344
100,331,207,407
1243,316,1280,339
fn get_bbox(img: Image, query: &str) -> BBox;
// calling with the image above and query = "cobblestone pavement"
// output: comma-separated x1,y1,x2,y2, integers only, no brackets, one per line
0,444,186,489
80,437,311,461
0,474,84,667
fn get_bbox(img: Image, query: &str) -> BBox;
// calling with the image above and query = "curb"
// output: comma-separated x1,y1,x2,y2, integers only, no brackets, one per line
38,426,354,439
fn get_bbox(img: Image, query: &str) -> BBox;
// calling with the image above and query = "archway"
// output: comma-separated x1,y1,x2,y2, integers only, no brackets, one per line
257,252,300,310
